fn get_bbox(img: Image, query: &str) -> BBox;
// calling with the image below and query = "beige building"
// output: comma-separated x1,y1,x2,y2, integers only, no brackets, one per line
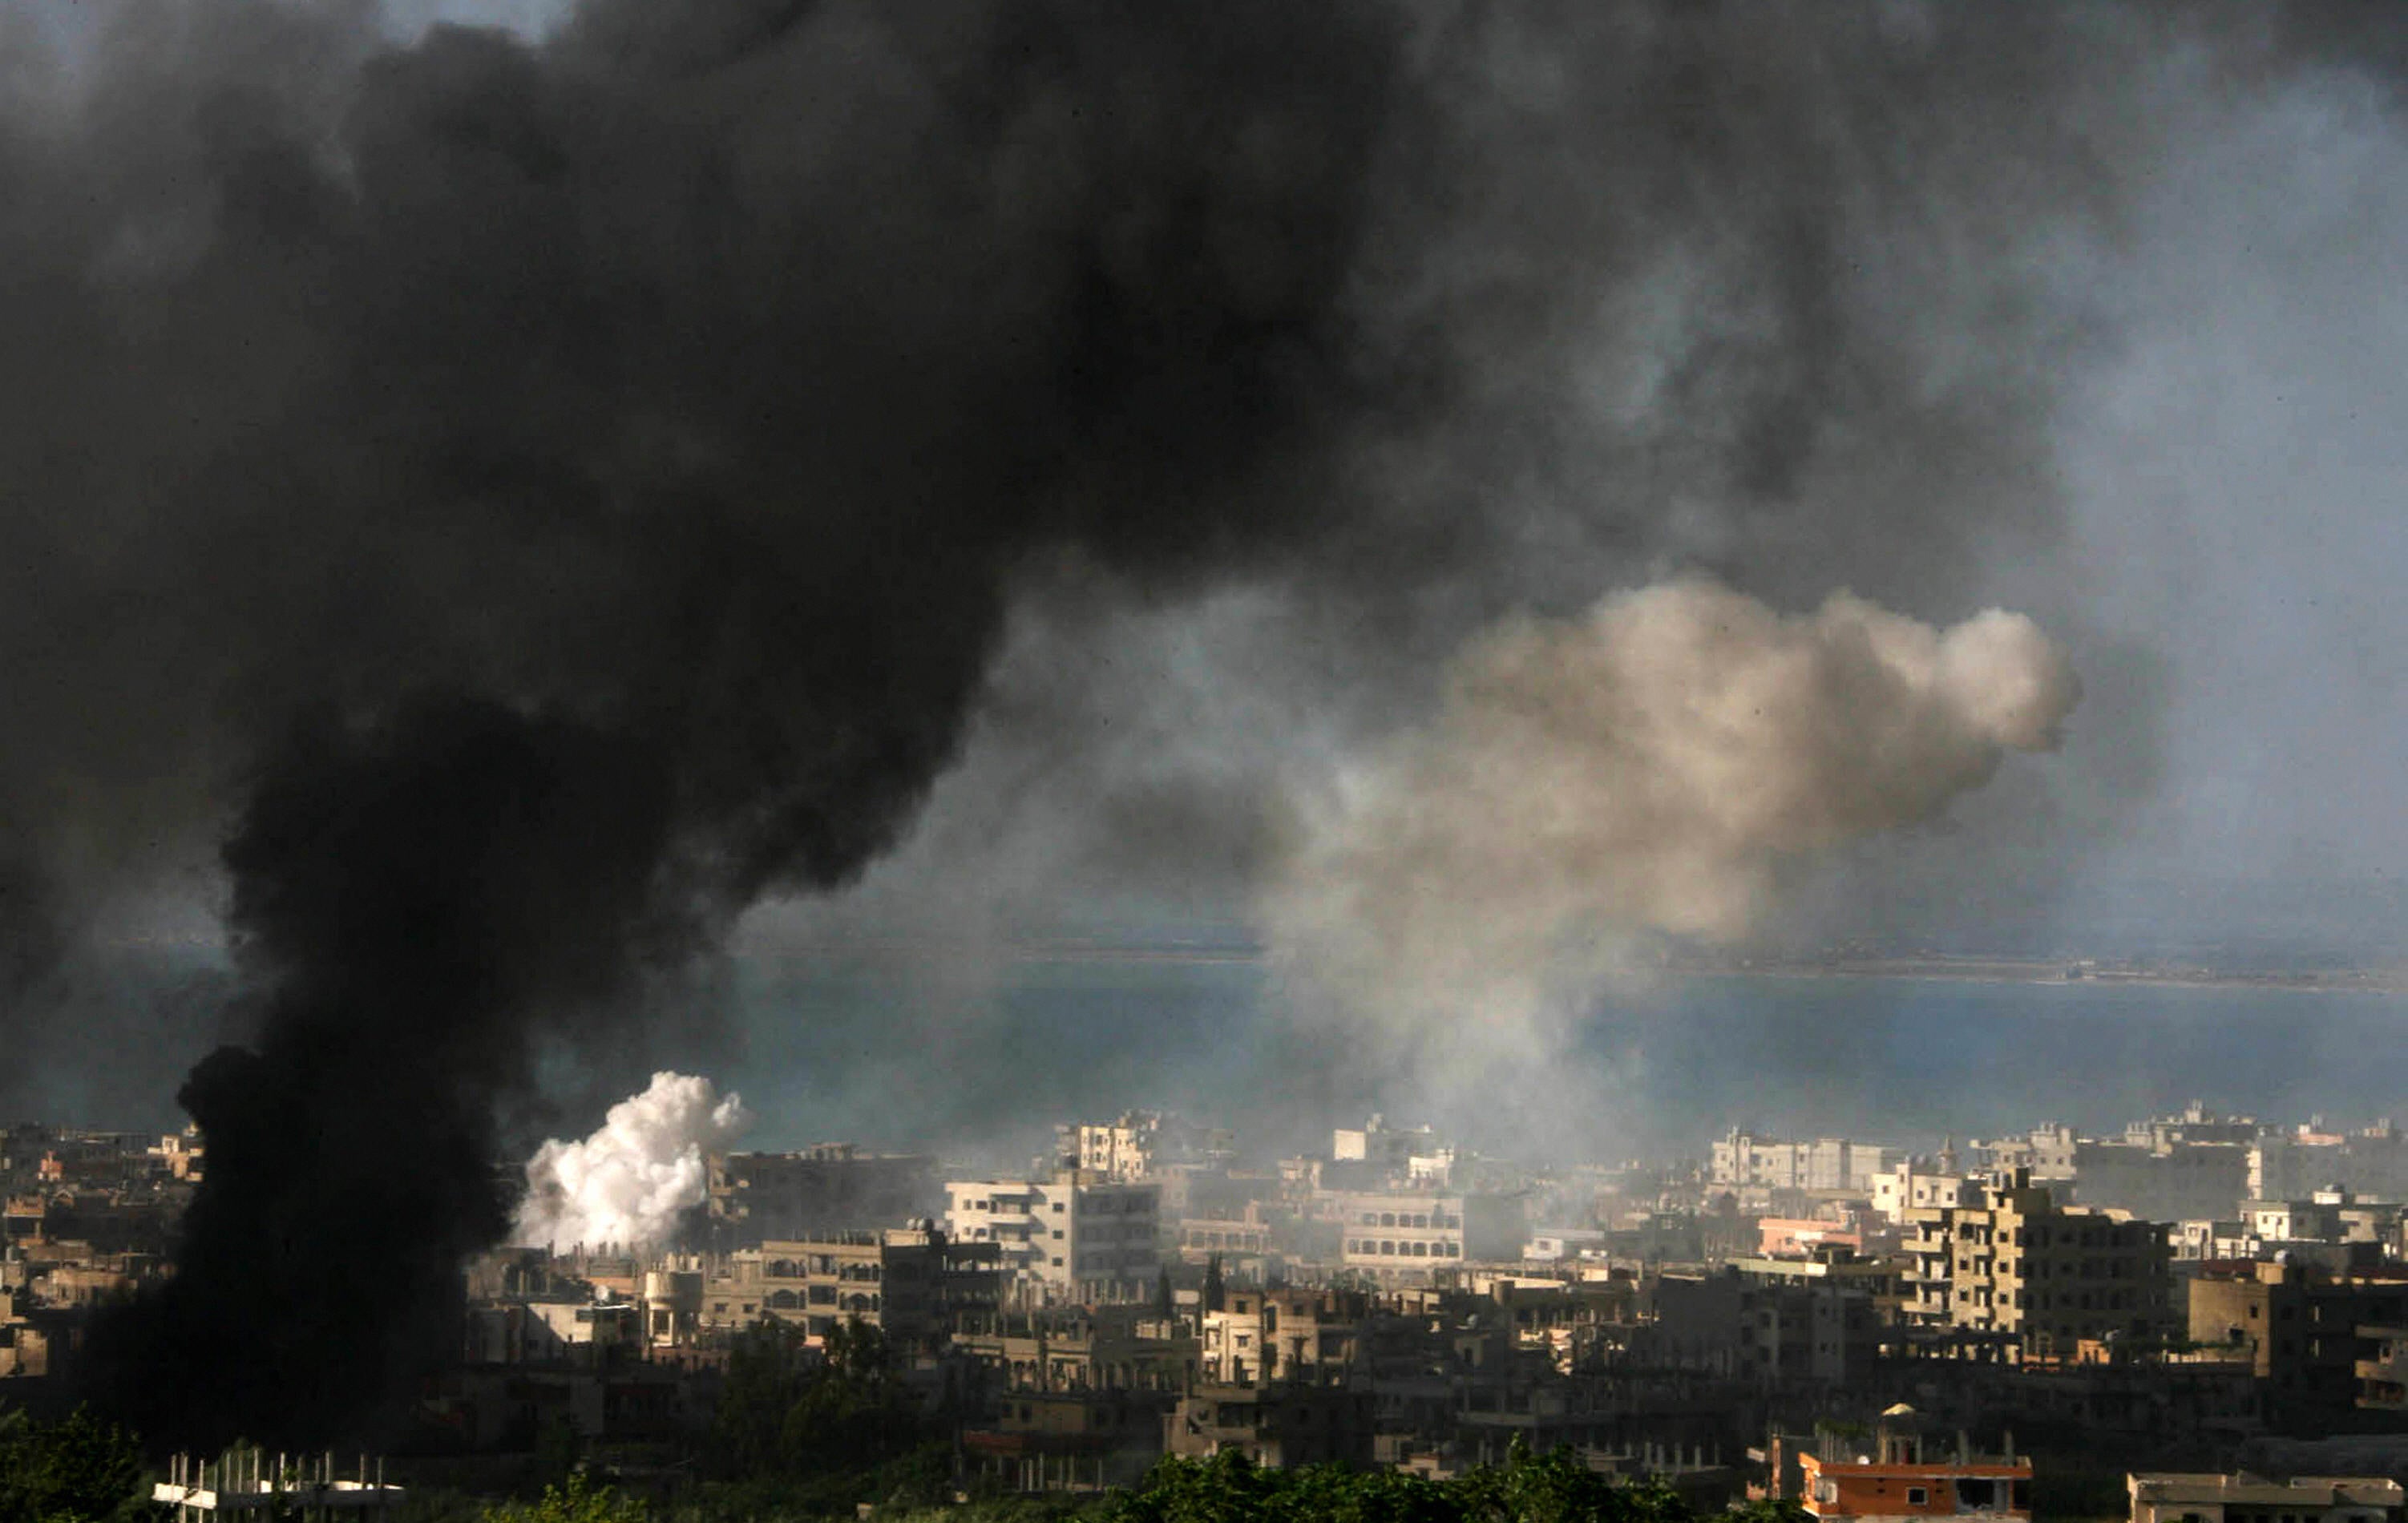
2127,1473,2403,1523
1873,1159,1978,1225
947,1173,1161,1302
1714,1130,1904,1194
1904,1171,2172,1363
701,1226,1003,1350
1058,1112,1228,1183
1324,1188,1525,1282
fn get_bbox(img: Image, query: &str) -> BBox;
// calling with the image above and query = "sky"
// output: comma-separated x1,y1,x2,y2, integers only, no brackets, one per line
8,0,2408,1133
26,0,2408,1448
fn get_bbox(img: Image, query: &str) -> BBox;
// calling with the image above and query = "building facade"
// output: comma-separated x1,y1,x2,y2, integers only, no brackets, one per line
1903,1172,2172,1363
946,1173,1162,1301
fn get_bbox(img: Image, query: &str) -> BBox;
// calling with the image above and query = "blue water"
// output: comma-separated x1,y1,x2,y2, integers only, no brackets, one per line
725,953,2408,1168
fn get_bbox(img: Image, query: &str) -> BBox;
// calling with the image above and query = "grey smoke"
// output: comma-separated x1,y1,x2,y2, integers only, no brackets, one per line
2,0,2406,1428
1262,580,2080,1039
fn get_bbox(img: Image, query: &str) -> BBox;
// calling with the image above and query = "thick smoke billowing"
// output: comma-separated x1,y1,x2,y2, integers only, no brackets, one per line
1263,580,2080,1039
515,1071,750,1251
0,0,2398,1445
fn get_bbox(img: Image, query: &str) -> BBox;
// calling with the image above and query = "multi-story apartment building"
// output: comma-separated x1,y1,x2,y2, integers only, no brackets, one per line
701,1226,1003,1349
1198,1287,1372,1384
1871,1158,1978,1225
1713,1130,1902,1194
1057,1112,1229,1183
946,1172,1161,1302
1323,1188,1525,1282
2253,1121,2408,1203
2191,1259,2408,1420
706,1145,940,1246
1903,1170,2172,1363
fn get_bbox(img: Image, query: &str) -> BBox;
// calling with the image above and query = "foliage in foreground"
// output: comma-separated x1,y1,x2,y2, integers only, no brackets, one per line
0,1407,145,1523
1099,1447,1811,1523
483,1471,652,1523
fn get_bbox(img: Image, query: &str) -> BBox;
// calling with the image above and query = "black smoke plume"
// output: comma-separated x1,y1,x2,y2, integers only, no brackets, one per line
0,0,2394,1444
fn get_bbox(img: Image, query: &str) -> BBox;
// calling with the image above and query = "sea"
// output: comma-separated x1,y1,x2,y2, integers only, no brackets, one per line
725,951,2408,1170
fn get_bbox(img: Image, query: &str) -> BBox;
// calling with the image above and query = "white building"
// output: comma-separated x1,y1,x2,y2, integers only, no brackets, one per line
1872,1158,1979,1224
1331,1115,1442,1174
946,1172,1160,1302
1713,1129,1902,1194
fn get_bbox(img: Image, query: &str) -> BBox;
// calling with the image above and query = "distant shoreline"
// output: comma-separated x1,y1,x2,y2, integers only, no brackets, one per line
1659,955,2408,996
736,938,2408,993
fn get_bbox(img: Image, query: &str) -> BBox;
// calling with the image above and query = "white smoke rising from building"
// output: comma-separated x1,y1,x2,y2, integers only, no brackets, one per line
1261,579,2081,1047
514,1072,753,1252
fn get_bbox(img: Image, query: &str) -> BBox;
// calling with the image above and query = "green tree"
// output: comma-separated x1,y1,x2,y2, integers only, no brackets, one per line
705,1318,932,1483
0,1407,144,1523
482,1471,647,1523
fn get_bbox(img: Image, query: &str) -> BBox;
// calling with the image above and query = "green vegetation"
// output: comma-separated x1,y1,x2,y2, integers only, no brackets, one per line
483,1473,652,1523
0,1408,145,1523
1098,1448,1808,1523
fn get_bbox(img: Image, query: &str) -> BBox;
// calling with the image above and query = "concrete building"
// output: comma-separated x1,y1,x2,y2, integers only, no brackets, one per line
1198,1287,1372,1385
701,1226,1003,1348
2253,1122,2408,1204
1714,1130,1902,1194
1796,1416,2031,1523
706,1146,939,1246
1325,1187,1526,1281
1904,1171,2172,1363
951,1307,1199,1393
2127,1473,2404,1523
1163,1382,1376,1468
2189,1260,2408,1419
1873,1158,1978,1226
1057,1112,1229,1182
947,1173,1161,1302
1331,1116,1444,1178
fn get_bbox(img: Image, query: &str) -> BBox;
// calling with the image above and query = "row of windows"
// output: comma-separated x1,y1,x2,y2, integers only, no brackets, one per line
1355,1211,1458,1229
765,1288,880,1311
1349,1239,1461,1258
764,1258,883,1281
1184,1230,1267,1250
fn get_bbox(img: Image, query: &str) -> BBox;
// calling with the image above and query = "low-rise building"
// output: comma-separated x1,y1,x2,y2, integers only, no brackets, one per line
2127,1473,2404,1523
1796,1414,2031,1523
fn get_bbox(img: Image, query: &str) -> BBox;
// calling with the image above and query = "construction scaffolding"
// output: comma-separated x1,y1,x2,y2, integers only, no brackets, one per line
152,1451,403,1523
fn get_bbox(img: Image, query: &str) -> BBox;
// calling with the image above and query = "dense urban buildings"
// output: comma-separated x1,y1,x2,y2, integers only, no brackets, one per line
16,1099,2408,1501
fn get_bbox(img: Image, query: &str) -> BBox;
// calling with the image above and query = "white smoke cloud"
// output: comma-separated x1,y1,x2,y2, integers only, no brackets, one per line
513,1071,753,1252
1260,579,2081,1042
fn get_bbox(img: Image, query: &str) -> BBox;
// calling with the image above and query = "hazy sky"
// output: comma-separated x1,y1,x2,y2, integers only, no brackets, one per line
11,0,2408,1142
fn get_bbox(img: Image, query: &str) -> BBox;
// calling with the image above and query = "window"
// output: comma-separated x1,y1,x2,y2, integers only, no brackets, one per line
1907,1489,1927,1506
1052,1230,1064,1240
